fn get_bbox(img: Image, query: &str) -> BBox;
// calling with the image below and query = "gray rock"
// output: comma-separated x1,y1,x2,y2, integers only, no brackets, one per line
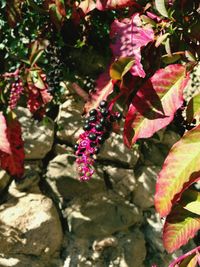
117,229,146,267
0,182,63,260
133,166,160,209
46,154,106,201
0,170,10,193
104,167,136,198
64,191,142,238
62,228,145,267
56,98,84,143
16,107,54,159
98,133,140,167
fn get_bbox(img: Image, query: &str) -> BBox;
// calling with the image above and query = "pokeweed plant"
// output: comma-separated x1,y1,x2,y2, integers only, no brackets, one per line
0,0,199,266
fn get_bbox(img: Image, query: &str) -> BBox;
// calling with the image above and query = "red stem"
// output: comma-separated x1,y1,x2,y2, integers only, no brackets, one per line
169,246,200,267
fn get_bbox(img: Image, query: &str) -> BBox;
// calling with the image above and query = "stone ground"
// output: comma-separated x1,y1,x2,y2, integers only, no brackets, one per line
0,67,199,267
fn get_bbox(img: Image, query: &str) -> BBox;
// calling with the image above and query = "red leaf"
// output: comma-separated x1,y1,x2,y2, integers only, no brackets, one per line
0,112,11,155
0,118,24,178
110,13,154,77
84,71,114,113
163,205,200,253
96,0,137,10
123,64,189,147
27,69,52,116
169,246,200,267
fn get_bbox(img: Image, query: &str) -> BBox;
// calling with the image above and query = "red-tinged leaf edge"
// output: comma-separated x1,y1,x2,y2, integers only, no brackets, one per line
163,205,200,253
169,246,200,267
155,124,200,217
124,64,189,147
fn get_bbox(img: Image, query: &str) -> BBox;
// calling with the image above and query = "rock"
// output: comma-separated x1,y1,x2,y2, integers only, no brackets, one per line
46,154,106,201
64,191,142,238
141,141,166,166
56,98,84,143
104,167,136,198
117,229,146,267
98,133,140,167
62,229,145,267
0,182,63,261
16,107,54,159
0,170,10,194
133,166,160,209
0,255,63,267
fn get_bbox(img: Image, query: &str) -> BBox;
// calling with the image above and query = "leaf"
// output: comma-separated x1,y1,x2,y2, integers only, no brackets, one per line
180,190,200,215
124,64,189,147
96,0,137,10
155,33,169,47
162,53,181,64
45,0,66,30
179,254,198,267
84,71,114,113
155,0,169,18
163,205,200,253
110,13,154,78
169,246,200,267
78,0,96,14
186,93,200,123
29,40,48,67
110,57,134,80
0,117,24,178
56,0,66,17
0,112,11,155
155,124,200,217
6,0,25,27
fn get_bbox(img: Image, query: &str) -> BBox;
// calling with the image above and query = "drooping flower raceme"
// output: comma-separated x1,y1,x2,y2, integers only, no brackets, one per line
75,100,122,181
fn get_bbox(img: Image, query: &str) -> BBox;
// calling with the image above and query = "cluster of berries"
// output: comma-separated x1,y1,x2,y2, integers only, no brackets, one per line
9,78,24,110
74,100,122,181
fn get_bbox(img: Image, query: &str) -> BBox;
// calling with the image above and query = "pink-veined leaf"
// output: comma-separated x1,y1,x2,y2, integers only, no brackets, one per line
169,246,200,267
0,117,24,178
0,112,11,155
110,13,154,77
163,205,200,253
123,64,189,147
84,71,114,113
96,0,137,10
155,124,200,217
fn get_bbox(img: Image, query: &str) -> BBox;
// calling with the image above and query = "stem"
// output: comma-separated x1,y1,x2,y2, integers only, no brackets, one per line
169,246,200,267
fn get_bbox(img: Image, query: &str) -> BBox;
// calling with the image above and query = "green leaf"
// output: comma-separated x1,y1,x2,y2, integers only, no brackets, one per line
155,125,200,217
181,190,200,215
30,70,45,90
162,53,181,64
155,33,169,47
155,0,169,18
110,57,134,81
186,93,200,123
163,205,200,253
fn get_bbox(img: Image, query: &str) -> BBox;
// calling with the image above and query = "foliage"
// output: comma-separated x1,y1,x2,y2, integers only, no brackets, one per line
0,0,199,265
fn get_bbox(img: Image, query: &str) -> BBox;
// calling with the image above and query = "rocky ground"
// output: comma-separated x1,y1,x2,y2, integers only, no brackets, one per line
0,67,199,267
